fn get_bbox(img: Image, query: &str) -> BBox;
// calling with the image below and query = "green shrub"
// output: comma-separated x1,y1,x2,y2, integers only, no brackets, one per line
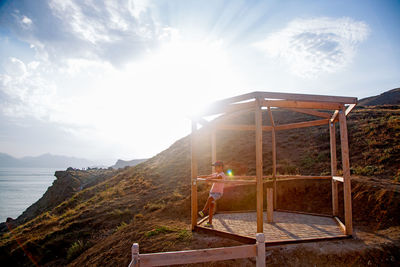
177,229,192,241
67,240,85,261
116,222,128,232
145,226,174,237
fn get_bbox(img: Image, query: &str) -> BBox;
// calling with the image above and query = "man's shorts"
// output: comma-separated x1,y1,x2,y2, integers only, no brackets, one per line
209,192,222,200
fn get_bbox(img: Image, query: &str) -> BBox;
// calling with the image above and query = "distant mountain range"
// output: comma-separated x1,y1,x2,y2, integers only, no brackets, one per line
110,158,148,169
0,153,97,168
359,88,400,106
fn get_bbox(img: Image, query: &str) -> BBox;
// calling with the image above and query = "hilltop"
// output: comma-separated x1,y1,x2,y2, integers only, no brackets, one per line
359,87,400,106
1,89,400,266
111,158,148,169
0,153,97,169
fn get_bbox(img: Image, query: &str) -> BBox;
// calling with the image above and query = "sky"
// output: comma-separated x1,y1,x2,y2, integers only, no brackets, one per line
0,0,399,165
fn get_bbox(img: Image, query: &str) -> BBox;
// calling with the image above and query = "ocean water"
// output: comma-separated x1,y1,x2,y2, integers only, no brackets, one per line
0,168,60,223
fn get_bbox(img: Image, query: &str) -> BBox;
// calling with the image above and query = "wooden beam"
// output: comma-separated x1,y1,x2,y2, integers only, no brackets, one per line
191,120,198,230
267,107,277,209
262,100,343,110
129,243,139,267
345,103,357,116
267,187,273,223
330,122,339,216
330,110,339,122
275,119,329,131
274,175,332,179
256,91,357,104
285,107,332,118
217,124,255,131
207,92,260,108
334,216,346,234
211,130,216,172
197,118,210,126
255,98,263,233
339,107,353,235
197,178,256,184
256,233,266,267
139,244,257,266
332,176,344,182
217,124,273,131
201,91,356,117
202,100,256,116
217,119,330,132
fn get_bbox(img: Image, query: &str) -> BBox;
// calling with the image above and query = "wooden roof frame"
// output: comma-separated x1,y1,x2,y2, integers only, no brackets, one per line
191,91,357,237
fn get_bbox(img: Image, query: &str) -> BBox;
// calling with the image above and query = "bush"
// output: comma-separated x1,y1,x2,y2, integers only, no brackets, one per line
67,240,85,261
116,222,128,232
145,226,174,237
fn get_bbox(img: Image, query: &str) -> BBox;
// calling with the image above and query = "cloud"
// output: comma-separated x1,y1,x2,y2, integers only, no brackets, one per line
1,0,170,67
254,17,370,78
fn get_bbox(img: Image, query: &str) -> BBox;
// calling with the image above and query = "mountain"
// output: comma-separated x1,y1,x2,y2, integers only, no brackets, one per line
111,158,148,169
358,87,400,106
1,90,400,266
0,153,96,168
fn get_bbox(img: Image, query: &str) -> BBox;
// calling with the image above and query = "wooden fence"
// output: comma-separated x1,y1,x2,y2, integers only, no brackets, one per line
128,233,265,267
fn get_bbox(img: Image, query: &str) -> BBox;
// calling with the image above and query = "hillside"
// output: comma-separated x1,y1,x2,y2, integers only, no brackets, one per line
111,158,148,169
359,87,400,106
1,103,400,266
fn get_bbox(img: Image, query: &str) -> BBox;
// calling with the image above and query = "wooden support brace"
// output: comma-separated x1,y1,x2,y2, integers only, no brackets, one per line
255,98,264,233
339,107,353,235
267,187,273,223
330,122,339,216
211,130,216,172
275,119,329,131
128,243,139,267
191,121,198,230
262,100,343,110
332,176,344,182
267,107,277,210
285,107,332,118
256,233,266,267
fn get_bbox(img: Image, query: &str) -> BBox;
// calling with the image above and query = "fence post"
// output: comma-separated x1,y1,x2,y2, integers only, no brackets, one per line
256,233,265,267
128,243,139,267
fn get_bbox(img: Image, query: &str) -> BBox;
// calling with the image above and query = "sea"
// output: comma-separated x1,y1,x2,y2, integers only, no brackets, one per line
0,167,60,223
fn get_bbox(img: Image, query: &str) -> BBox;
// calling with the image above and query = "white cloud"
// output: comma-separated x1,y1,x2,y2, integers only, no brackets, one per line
21,15,32,26
254,17,370,78
3,57,27,77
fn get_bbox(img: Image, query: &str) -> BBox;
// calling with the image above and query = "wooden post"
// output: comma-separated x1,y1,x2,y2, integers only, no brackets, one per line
256,233,266,267
339,107,353,235
211,129,216,172
255,98,264,233
267,107,277,209
128,243,139,267
191,120,198,230
267,188,273,223
329,121,339,216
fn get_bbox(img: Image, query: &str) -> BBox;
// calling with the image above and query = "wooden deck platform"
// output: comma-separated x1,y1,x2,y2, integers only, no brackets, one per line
196,211,348,245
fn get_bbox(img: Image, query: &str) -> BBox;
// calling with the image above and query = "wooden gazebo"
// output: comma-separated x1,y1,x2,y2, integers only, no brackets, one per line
190,91,357,244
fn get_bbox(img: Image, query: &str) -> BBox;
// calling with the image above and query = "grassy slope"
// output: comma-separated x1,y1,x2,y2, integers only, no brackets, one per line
1,105,399,266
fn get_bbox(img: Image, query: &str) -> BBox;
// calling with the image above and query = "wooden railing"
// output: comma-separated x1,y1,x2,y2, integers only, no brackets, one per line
128,233,265,267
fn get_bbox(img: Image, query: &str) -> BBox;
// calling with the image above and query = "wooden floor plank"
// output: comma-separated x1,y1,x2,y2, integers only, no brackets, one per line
197,211,348,244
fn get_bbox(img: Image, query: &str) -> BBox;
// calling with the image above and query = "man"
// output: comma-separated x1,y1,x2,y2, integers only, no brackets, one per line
198,161,226,227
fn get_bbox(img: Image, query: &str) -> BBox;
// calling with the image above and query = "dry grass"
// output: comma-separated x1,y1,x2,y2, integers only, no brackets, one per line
1,105,399,266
